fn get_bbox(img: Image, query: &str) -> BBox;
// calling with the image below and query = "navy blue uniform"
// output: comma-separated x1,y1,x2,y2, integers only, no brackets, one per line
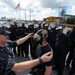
55,33,69,75
0,41,17,75
9,25,17,55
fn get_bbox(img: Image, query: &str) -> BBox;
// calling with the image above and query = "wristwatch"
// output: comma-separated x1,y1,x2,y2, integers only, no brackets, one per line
39,57,43,64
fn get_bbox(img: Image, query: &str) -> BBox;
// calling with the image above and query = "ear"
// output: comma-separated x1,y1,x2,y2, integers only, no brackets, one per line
46,34,48,38
43,36,46,41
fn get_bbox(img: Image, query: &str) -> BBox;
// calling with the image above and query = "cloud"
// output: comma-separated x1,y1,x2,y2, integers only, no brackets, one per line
0,0,75,20
1,0,16,9
69,0,75,5
71,5,75,15
40,0,69,9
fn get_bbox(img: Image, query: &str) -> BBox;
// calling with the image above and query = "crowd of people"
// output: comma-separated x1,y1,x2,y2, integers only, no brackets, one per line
0,21,75,75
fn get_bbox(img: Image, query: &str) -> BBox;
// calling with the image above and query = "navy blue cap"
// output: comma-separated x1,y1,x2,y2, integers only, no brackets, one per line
0,26,10,36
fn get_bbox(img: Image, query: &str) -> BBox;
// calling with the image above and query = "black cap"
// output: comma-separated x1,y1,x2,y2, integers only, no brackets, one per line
0,26,10,36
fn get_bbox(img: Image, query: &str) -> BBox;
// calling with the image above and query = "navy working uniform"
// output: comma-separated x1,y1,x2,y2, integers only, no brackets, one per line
0,40,17,75
0,26,17,75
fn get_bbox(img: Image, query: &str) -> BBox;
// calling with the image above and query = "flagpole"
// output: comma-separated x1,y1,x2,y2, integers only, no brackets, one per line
18,0,21,20
25,9,26,21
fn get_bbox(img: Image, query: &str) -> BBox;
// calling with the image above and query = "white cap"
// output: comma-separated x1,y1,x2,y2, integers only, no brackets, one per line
50,23,55,28
34,24,39,28
44,24,48,26
28,22,34,26
56,26,63,30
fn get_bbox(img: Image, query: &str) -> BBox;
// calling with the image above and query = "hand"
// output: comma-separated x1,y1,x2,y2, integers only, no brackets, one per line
29,33,34,38
29,33,34,36
41,52,53,63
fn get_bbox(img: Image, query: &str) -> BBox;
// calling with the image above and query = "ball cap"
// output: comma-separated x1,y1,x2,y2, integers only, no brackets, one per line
44,24,48,27
34,24,39,28
50,23,55,28
0,26,10,36
56,26,63,30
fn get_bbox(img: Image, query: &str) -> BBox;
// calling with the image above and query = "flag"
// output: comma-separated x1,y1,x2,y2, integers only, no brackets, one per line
15,4,20,9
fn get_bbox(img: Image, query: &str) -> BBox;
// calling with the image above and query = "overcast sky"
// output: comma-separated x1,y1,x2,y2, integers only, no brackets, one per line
0,0,74,20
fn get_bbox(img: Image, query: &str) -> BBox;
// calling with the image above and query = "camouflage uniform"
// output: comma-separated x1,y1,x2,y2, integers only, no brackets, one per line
0,40,17,75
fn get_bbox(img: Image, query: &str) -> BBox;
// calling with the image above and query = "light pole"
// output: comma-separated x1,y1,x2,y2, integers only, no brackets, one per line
25,9,26,21
29,9,31,21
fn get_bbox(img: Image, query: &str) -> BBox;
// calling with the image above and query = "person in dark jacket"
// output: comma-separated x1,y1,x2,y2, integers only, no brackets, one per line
66,26,75,69
54,26,69,75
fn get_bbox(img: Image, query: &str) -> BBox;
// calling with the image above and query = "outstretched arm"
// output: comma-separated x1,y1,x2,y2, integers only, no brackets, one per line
16,33,33,45
11,52,53,72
